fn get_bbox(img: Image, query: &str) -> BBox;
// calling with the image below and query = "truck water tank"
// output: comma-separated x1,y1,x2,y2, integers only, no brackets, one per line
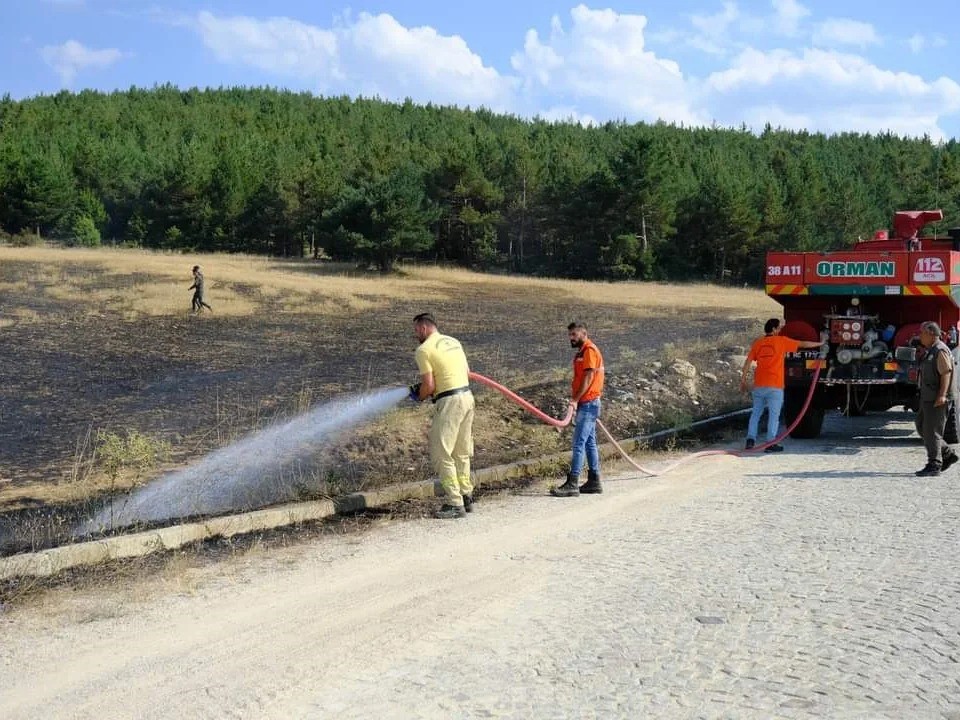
893,322,923,350
781,320,819,342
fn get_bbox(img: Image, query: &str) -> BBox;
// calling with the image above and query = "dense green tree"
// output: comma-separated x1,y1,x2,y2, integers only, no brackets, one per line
0,87,956,281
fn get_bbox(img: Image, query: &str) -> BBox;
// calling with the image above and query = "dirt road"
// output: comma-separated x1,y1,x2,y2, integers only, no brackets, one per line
2,412,959,719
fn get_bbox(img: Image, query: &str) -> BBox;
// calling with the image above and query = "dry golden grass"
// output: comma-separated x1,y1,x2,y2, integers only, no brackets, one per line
411,265,779,317
0,246,451,316
1,246,778,323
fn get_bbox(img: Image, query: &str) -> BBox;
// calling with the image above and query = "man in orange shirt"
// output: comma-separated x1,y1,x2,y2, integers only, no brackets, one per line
740,318,822,452
552,322,605,497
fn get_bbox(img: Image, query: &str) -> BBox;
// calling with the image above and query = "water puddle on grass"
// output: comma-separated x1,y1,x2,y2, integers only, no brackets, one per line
76,386,410,535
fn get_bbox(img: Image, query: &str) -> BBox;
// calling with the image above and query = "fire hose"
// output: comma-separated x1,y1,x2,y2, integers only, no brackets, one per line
468,362,824,477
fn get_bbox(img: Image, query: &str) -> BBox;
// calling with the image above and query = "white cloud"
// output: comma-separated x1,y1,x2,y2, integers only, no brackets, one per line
812,19,880,49
663,0,809,54
688,2,740,55
195,12,338,80
705,47,960,139
173,5,960,139
511,5,705,126
40,40,123,86
771,0,810,36
190,11,515,110
908,33,948,54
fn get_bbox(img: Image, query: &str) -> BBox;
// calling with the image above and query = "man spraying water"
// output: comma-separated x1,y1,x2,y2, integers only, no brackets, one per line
409,313,475,519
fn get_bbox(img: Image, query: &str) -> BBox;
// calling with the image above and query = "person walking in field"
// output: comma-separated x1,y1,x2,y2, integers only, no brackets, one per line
914,321,959,476
410,312,475,519
740,318,822,452
189,265,212,314
551,322,605,497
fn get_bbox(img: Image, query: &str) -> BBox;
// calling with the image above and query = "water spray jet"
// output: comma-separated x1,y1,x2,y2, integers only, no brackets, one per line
77,386,410,535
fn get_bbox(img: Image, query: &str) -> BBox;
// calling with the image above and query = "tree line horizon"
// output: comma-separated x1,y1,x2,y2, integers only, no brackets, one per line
1,85,958,283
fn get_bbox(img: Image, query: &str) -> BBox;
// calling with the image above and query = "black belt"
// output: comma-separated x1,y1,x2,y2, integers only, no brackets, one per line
433,386,471,403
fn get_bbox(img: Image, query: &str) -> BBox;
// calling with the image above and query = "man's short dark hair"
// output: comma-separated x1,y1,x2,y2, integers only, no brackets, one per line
764,318,781,334
413,313,437,327
568,322,587,332
192,265,200,272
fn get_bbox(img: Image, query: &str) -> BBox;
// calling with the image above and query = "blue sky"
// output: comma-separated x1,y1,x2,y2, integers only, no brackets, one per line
2,0,960,138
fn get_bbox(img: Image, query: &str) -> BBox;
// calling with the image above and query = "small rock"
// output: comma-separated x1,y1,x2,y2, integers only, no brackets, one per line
695,615,725,625
668,360,698,397
668,359,697,378
701,372,718,383
650,361,662,371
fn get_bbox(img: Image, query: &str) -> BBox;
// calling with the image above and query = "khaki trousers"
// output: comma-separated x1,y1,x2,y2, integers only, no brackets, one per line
429,391,475,507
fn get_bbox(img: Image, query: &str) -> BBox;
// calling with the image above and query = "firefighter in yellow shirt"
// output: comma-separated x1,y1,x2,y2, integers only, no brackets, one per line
410,313,475,519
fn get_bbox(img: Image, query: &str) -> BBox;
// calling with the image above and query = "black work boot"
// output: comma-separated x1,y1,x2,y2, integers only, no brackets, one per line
434,504,467,519
942,451,959,473
915,463,941,477
550,473,580,497
463,494,474,513
579,470,603,494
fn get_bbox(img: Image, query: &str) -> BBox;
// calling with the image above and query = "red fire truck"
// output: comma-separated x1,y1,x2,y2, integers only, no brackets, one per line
765,210,960,438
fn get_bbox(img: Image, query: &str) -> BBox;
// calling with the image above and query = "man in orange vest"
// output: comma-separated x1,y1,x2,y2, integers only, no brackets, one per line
552,322,605,497
740,318,822,452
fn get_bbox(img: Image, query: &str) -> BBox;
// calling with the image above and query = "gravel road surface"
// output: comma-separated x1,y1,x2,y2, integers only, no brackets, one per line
2,411,958,719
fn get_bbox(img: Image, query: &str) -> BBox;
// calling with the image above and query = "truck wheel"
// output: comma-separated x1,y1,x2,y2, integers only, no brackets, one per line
783,388,824,439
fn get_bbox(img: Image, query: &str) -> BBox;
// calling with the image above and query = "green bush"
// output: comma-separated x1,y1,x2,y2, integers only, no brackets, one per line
10,229,42,247
96,429,171,487
70,215,101,247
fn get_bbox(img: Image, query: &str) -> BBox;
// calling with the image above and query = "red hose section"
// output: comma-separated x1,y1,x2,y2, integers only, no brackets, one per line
468,364,823,477
468,371,575,427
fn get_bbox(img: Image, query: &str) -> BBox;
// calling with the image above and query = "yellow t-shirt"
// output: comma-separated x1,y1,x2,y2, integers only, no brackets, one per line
415,332,470,394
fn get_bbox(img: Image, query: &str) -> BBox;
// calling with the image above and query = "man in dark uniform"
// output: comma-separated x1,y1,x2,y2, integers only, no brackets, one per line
915,321,959,476
189,265,212,314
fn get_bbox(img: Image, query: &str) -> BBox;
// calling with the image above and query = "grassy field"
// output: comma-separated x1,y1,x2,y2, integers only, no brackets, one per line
0,244,779,552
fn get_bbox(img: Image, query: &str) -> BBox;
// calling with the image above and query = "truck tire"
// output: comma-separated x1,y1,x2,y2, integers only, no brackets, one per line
783,387,824,439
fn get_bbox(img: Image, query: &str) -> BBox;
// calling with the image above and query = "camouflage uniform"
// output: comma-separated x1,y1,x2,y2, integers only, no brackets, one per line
189,269,212,313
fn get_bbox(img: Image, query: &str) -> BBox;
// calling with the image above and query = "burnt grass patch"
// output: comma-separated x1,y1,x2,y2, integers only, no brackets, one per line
0,259,759,556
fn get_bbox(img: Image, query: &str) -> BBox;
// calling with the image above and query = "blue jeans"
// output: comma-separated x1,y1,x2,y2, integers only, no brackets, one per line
747,387,784,443
571,399,601,476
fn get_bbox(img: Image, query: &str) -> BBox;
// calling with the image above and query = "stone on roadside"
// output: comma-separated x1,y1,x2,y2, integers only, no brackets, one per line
668,359,698,398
